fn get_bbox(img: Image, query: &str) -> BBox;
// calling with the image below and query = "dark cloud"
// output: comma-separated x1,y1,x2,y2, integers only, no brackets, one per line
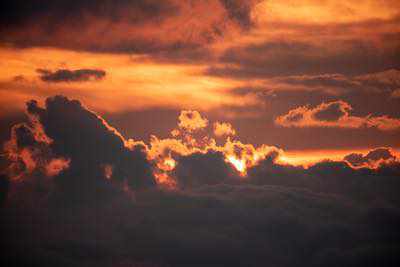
37,68,106,83
1,96,400,267
262,69,400,96
313,102,347,121
219,0,261,29
285,112,304,122
0,0,179,29
2,180,400,267
0,0,259,58
0,174,9,207
344,147,397,168
207,38,400,78
278,74,358,88
247,157,400,206
3,95,156,207
173,150,238,188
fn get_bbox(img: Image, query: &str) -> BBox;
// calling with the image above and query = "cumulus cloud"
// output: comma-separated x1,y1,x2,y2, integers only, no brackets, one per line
3,95,156,207
213,121,236,137
276,100,400,131
37,68,106,82
177,110,209,132
1,95,400,267
344,147,397,168
3,122,69,180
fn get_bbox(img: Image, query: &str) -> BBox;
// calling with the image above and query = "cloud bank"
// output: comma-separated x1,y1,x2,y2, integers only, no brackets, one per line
1,95,400,267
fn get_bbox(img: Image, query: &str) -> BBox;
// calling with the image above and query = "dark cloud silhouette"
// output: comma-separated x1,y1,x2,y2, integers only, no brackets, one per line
1,96,400,267
37,68,106,82
207,38,400,78
3,95,156,207
271,69,400,95
313,102,347,121
344,147,397,168
279,74,358,88
1,181,400,267
0,174,9,206
247,157,400,206
173,150,238,188
219,0,261,29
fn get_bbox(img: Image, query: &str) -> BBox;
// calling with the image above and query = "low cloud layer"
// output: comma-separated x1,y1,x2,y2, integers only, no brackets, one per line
37,68,106,82
276,100,400,131
1,95,400,266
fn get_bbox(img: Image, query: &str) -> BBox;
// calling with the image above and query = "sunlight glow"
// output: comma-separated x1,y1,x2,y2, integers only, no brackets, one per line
226,155,247,175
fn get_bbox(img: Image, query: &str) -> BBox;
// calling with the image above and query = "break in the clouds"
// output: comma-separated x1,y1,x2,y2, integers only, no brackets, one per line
276,100,400,131
37,68,106,82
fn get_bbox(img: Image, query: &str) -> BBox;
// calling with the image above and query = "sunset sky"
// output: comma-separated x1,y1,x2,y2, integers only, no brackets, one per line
1,0,399,156
1,1,400,266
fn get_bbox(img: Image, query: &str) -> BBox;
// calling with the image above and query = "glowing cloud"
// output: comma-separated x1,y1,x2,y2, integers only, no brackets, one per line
275,100,400,131
178,110,209,132
213,121,236,137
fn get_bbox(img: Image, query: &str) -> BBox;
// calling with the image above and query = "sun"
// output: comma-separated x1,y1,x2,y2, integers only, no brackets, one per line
226,155,247,175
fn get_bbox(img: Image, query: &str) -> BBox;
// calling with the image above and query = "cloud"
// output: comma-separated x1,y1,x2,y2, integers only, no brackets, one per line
266,69,400,95
0,174,9,206
37,68,106,82
277,74,360,89
3,95,156,206
392,89,400,98
276,100,400,131
205,10,400,79
247,154,400,205
2,174,400,266
173,150,238,188
219,0,262,29
355,69,400,88
3,122,69,180
177,110,209,132
207,37,400,79
0,0,260,59
213,121,236,137
1,96,400,266
344,147,397,168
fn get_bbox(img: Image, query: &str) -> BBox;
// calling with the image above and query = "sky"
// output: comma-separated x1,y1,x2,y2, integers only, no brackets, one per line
1,0,399,154
1,1,400,267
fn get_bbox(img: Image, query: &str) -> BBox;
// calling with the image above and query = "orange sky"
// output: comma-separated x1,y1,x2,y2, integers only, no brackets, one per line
1,0,399,155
